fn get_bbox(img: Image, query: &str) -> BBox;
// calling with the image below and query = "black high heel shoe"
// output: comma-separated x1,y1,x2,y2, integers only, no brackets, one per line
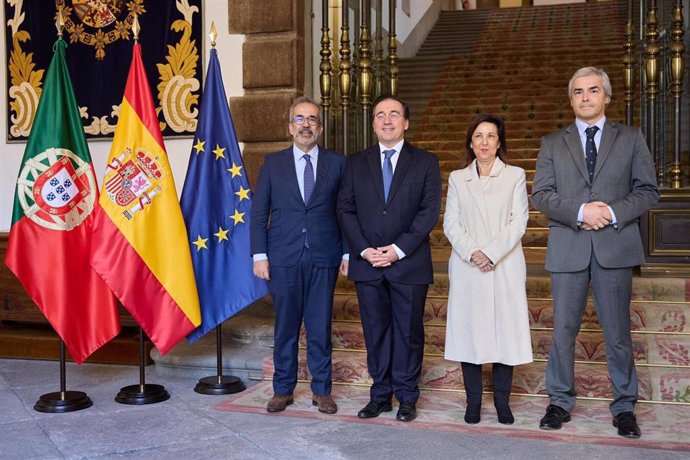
495,405,514,425
464,402,481,424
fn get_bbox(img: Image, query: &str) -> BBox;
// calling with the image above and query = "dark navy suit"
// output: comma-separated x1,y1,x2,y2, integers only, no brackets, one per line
251,146,346,396
337,141,441,404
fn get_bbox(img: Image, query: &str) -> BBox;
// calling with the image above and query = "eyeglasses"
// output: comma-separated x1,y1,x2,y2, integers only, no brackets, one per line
291,115,320,126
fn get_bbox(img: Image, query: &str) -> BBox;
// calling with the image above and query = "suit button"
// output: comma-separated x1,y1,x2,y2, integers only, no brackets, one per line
590,193,596,198
302,228,307,233
383,211,387,215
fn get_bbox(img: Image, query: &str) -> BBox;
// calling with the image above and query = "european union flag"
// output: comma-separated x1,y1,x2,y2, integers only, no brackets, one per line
181,48,269,343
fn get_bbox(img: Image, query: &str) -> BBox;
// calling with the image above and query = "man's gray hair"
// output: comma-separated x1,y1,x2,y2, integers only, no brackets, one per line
289,96,321,119
568,67,612,100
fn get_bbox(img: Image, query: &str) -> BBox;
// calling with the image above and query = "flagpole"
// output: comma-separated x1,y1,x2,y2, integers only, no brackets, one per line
192,25,247,395
33,9,93,415
115,327,170,404
108,16,171,405
34,340,93,413
194,324,246,395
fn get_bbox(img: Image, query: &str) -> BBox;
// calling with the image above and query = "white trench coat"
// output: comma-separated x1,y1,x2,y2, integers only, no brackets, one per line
443,158,533,365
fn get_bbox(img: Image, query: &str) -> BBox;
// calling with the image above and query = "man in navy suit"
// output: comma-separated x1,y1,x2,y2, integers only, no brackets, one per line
337,94,442,422
251,96,348,414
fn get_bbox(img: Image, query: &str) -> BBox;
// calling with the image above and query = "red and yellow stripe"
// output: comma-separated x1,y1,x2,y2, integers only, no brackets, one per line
92,43,200,354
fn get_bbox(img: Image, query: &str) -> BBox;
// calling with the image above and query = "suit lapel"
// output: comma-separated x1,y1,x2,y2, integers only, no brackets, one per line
386,142,413,205
564,124,590,183
366,146,386,203
593,120,618,182
465,159,495,235
279,148,303,204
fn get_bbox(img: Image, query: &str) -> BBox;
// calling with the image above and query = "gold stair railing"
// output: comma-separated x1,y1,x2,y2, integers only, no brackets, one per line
633,0,688,189
319,0,398,154
628,0,689,273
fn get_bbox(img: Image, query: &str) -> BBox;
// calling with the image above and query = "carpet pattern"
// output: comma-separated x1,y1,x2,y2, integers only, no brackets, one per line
215,380,690,452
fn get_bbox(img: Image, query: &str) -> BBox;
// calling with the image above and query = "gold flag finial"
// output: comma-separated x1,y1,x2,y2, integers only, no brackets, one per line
56,9,65,38
209,22,217,48
132,14,140,42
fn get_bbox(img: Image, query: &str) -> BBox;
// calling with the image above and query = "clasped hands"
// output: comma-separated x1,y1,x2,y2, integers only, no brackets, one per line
581,201,612,231
471,250,493,272
363,245,399,268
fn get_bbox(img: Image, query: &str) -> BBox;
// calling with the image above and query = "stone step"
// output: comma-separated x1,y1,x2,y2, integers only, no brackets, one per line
417,139,542,150
432,209,546,228
319,321,690,368
424,101,573,115
333,295,690,335
334,274,690,303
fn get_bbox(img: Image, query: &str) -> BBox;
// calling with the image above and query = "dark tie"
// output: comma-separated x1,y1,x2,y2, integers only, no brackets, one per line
303,154,314,203
585,125,598,183
382,149,395,201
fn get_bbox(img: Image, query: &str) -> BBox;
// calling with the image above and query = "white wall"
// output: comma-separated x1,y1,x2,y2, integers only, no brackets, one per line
0,2,245,231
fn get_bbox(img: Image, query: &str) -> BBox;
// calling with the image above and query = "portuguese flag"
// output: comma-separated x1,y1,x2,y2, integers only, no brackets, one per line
90,42,201,354
4,39,120,364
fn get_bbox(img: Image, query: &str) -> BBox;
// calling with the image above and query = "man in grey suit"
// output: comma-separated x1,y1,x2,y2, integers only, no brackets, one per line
532,67,659,438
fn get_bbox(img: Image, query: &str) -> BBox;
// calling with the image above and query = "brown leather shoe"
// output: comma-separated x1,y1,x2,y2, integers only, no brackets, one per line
312,394,338,414
266,394,294,413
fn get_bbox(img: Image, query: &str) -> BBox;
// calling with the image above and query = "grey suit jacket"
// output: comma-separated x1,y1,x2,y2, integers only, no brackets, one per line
531,119,659,272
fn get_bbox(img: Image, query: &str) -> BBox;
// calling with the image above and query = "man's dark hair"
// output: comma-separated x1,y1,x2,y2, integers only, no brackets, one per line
372,94,410,120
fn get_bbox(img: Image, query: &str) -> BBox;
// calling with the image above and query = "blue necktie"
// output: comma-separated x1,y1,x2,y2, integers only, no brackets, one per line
303,154,314,203
382,149,395,201
585,126,598,183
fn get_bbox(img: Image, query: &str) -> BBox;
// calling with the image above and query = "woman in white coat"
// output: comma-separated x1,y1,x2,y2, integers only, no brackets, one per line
443,114,532,425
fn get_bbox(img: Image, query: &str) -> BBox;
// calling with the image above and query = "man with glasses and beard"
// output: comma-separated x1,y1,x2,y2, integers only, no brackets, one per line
251,96,348,414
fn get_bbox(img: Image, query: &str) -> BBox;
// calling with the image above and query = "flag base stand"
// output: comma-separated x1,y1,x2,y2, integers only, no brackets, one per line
35,391,93,413
195,375,245,395
115,328,169,405
194,325,246,395
34,340,92,413
115,384,170,405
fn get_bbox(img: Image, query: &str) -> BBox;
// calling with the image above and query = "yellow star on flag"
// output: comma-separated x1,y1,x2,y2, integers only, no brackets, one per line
192,235,208,251
230,209,245,225
228,163,243,178
214,226,229,242
235,186,250,202
213,144,226,160
193,139,205,155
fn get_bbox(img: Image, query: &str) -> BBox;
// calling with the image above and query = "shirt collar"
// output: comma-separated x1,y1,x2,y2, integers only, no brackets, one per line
575,116,606,136
293,144,319,160
378,139,404,155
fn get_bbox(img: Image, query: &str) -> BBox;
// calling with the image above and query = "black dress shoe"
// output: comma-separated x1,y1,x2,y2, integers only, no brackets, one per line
539,404,571,430
613,412,641,438
357,400,393,418
396,403,417,422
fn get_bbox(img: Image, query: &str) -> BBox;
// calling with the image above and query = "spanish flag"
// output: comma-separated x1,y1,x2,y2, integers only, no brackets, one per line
91,42,201,354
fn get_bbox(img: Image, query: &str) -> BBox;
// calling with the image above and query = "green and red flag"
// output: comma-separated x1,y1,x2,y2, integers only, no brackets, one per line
4,39,120,364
